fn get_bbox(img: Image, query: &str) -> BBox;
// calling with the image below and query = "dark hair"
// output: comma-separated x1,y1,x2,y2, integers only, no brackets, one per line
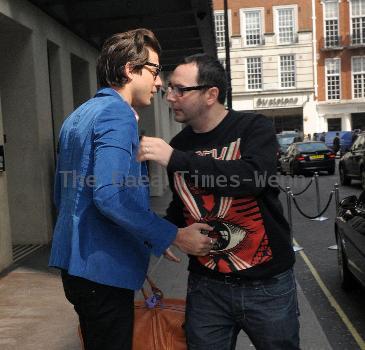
96,28,161,88
180,54,227,104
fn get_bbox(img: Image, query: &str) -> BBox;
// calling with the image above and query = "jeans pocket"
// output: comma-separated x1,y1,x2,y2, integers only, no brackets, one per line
262,269,296,297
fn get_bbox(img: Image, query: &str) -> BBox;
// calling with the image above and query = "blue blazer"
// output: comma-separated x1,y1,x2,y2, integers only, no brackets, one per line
49,88,177,290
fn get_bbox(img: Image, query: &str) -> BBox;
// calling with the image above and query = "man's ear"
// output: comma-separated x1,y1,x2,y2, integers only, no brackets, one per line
123,62,134,80
206,87,219,105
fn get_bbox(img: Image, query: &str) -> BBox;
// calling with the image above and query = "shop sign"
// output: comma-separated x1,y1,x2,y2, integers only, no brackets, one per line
255,96,300,109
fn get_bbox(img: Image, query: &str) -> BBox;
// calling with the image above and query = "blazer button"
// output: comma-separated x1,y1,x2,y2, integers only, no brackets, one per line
144,241,152,249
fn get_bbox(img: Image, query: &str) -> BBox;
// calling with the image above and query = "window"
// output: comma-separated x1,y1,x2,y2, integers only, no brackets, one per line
276,7,296,44
325,58,341,100
351,0,365,45
324,1,340,47
352,56,365,98
247,57,262,90
243,10,263,46
280,55,296,88
214,12,226,49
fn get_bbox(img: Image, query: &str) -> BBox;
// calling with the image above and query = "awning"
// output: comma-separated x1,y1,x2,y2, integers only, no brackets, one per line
28,0,217,71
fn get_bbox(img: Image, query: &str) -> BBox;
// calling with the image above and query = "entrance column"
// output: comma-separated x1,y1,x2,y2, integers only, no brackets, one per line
342,114,351,131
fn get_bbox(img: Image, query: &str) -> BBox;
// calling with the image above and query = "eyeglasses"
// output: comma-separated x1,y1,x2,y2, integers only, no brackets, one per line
167,84,214,97
143,61,162,80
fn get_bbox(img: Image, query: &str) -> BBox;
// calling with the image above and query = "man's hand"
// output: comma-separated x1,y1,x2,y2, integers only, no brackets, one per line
173,223,215,256
137,136,173,167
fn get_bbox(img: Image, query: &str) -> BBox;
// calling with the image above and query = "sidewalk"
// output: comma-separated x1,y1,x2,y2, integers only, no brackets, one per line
0,191,333,350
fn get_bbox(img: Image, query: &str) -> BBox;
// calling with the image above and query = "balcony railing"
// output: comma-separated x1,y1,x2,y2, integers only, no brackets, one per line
244,35,265,47
320,36,343,50
349,34,365,47
277,33,299,45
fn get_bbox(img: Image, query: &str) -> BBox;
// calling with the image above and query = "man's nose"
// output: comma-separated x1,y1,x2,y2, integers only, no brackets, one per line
166,90,176,102
154,75,163,88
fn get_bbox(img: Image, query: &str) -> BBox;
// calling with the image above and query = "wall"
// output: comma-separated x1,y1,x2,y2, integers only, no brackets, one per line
0,0,98,270
0,93,12,270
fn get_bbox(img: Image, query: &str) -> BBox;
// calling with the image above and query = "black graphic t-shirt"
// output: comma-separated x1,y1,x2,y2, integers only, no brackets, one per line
166,110,295,280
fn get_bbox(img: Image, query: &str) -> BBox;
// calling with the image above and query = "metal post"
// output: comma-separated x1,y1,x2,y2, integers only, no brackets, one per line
286,187,303,252
334,183,340,215
312,172,328,221
329,183,340,250
223,0,232,109
315,172,320,213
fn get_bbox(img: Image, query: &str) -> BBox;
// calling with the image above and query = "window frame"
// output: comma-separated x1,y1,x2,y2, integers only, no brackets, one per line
279,54,296,89
246,56,263,91
325,57,341,101
239,7,265,47
349,0,365,45
214,10,232,50
273,5,298,45
352,55,365,98
322,0,340,47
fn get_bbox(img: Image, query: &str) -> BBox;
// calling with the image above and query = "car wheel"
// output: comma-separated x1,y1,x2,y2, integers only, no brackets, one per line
339,165,351,186
328,168,335,175
337,235,356,291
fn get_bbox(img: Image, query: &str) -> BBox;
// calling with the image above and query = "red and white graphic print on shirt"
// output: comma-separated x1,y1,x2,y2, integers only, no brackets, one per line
173,138,272,273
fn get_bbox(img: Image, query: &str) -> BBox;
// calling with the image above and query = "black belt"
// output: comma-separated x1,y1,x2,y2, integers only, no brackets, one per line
193,271,264,286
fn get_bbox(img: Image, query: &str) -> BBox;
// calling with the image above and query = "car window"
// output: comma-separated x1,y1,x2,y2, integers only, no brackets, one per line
296,143,329,152
277,136,294,146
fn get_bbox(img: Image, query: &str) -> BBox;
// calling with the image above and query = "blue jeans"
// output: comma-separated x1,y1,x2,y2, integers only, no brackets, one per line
185,269,300,350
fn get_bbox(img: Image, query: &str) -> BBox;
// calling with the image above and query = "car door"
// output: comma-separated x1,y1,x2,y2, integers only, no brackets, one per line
346,204,365,284
351,135,365,176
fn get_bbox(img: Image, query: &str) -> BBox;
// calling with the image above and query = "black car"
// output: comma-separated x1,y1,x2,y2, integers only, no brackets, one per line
339,132,365,189
279,141,336,175
335,192,365,290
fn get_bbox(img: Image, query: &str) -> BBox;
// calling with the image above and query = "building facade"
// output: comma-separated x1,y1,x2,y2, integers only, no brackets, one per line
316,0,365,132
213,0,316,134
213,0,365,134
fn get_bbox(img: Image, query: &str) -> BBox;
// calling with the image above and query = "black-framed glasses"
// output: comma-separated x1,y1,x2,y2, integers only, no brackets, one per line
167,84,214,97
143,61,162,79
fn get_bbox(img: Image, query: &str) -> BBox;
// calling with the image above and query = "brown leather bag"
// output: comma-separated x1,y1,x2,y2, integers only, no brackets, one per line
133,277,187,350
77,277,186,350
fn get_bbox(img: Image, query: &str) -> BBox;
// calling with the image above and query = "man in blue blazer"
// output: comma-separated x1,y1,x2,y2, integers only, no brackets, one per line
49,29,213,350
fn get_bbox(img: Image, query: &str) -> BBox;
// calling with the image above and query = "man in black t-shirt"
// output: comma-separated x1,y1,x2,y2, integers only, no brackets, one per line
138,54,300,350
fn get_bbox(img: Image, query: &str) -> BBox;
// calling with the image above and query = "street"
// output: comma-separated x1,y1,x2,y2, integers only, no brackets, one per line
278,161,365,350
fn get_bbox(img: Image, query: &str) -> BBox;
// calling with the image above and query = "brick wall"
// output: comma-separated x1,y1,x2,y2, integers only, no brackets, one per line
316,0,365,102
213,0,312,35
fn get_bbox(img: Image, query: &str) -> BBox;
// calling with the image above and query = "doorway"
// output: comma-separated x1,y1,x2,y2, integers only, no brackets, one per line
327,118,341,131
351,113,365,130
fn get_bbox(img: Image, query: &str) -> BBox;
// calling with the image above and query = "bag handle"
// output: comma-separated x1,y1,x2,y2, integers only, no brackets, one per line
141,275,163,301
